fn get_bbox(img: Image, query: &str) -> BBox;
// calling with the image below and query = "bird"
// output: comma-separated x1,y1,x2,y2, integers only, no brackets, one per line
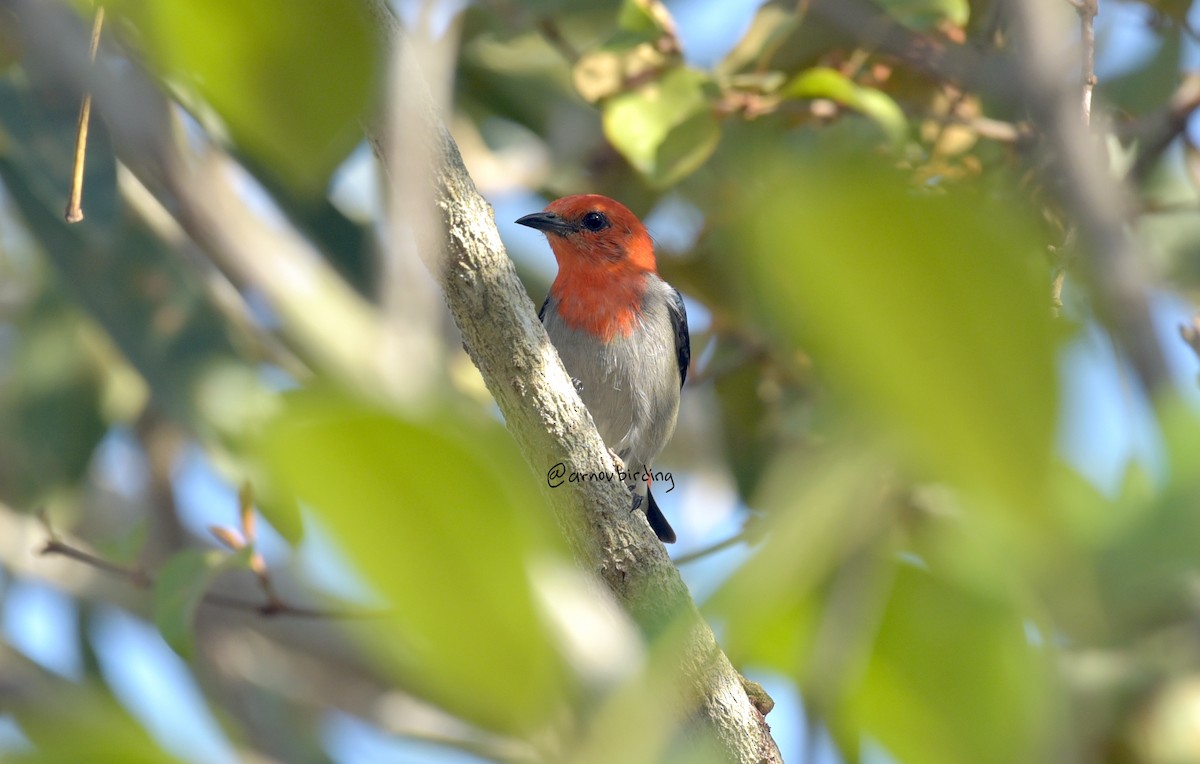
516,194,690,543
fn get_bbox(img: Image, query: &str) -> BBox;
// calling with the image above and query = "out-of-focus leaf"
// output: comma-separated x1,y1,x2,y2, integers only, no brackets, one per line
259,392,575,734
1090,402,1200,639
1141,0,1192,23
784,67,907,149
14,683,181,764
153,547,252,658
602,67,719,187
717,1,801,76
852,564,1052,764
616,0,674,43
97,518,150,565
713,358,776,500
0,295,110,507
877,0,969,28
105,0,379,192
741,151,1057,517
714,441,1057,764
565,619,726,764
1101,25,1181,118
574,43,668,103
572,0,678,103
711,446,888,674
0,77,265,443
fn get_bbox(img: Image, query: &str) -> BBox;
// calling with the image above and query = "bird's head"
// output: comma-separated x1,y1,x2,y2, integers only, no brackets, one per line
515,194,656,273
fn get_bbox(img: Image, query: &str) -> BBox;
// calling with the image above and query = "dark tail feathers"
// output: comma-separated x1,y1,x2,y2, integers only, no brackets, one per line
645,490,676,543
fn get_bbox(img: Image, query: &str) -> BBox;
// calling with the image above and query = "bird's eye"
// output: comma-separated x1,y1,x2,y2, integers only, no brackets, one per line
581,211,608,232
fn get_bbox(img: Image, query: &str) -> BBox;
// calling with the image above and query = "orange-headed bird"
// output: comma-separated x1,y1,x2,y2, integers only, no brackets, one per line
517,195,690,543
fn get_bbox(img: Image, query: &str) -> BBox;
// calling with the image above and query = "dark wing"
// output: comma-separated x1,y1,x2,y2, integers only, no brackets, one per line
538,294,550,323
667,287,691,388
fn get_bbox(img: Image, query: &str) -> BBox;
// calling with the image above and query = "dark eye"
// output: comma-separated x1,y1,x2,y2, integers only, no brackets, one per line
581,211,608,232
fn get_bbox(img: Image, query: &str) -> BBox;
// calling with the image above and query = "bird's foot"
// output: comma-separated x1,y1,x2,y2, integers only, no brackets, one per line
628,489,644,512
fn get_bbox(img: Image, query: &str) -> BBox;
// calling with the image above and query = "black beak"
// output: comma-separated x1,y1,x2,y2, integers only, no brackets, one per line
515,211,575,236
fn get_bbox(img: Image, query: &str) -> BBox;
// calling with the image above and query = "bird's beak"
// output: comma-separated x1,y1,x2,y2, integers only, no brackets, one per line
515,211,575,236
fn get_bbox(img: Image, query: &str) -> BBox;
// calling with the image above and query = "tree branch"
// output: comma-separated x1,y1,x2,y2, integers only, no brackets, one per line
1075,0,1098,126
1004,0,1169,395
36,532,367,620
378,13,783,761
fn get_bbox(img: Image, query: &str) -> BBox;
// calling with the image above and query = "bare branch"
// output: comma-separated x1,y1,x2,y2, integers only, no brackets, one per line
1005,0,1169,394
37,528,374,619
63,3,102,223
674,530,750,566
1075,0,1098,126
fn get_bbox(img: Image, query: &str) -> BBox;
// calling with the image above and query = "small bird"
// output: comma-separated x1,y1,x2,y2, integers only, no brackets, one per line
517,195,690,543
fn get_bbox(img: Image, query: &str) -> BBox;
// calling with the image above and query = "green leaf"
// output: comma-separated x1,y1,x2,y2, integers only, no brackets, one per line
1101,25,1182,118
616,0,672,41
105,0,379,192
153,547,252,658
14,684,182,764
97,519,150,566
784,67,907,149
852,564,1051,764
602,67,720,187
258,392,575,734
712,444,1057,764
741,151,1058,518
716,1,802,76
876,0,969,29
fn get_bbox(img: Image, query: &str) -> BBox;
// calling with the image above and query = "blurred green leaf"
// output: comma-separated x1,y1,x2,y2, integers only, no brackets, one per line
602,67,719,187
1089,401,1200,638
1101,25,1181,118
0,76,265,444
0,295,109,507
154,547,252,658
716,1,801,76
710,445,887,671
852,564,1052,764
259,392,574,733
616,0,673,43
105,0,379,192
742,152,1057,516
784,67,907,149
14,683,181,764
877,0,970,29
714,441,1057,764
97,518,150,566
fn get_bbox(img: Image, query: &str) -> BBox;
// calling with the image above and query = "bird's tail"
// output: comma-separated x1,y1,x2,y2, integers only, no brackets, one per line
645,490,676,544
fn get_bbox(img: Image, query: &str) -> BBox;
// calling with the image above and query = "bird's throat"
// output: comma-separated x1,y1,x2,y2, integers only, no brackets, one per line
550,267,648,342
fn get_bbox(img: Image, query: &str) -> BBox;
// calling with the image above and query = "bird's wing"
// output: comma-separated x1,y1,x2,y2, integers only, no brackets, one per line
538,294,550,323
667,287,690,388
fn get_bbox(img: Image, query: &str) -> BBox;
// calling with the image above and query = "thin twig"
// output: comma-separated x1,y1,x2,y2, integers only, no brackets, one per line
674,531,749,566
64,4,103,223
1075,0,1098,126
1126,74,1200,183
1008,0,1168,394
537,18,579,64
37,533,377,620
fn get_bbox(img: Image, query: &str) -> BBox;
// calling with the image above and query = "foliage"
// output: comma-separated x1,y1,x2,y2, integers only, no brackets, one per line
2,0,1200,762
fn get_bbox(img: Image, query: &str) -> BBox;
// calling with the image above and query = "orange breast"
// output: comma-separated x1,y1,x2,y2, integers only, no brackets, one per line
550,268,647,342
